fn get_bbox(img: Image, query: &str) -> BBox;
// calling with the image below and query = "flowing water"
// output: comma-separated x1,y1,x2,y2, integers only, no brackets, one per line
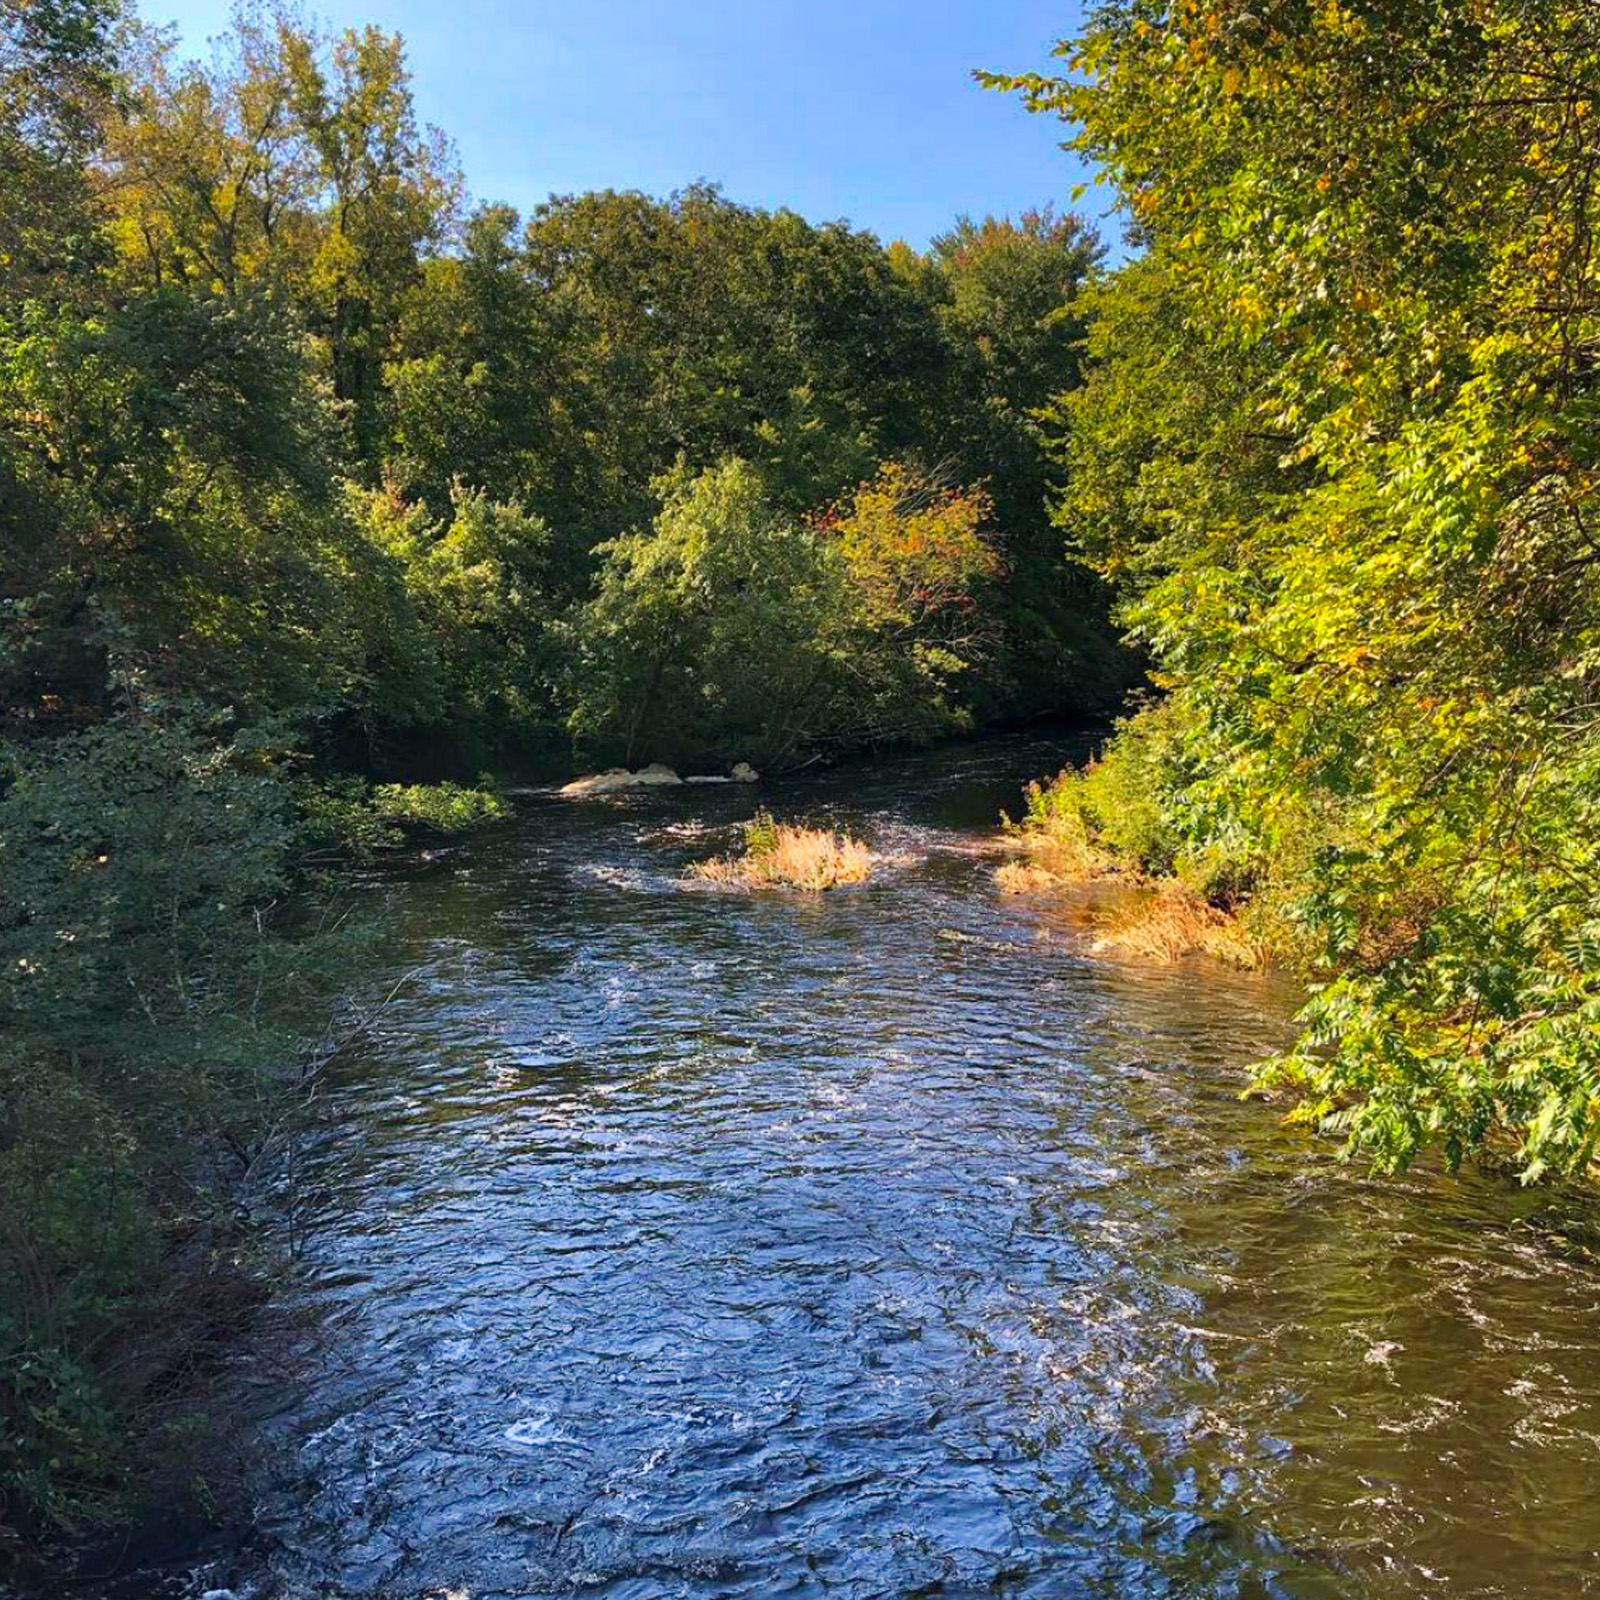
210,731,1600,1599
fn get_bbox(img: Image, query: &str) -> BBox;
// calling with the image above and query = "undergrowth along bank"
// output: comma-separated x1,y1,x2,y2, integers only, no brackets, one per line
987,0,1600,1182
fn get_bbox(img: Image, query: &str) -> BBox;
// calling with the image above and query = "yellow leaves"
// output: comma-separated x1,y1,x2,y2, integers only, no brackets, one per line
1314,0,1367,38
1231,284,1268,328
1131,187,1162,220
829,463,998,627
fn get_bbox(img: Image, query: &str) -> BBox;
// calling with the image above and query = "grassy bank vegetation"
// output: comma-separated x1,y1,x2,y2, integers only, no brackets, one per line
691,811,876,891
998,705,1271,967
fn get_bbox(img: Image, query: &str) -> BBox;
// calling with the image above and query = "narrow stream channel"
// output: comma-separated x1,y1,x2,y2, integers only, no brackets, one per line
209,731,1600,1598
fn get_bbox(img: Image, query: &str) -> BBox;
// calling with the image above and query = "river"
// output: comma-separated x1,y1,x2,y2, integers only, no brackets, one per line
196,730,1600,1599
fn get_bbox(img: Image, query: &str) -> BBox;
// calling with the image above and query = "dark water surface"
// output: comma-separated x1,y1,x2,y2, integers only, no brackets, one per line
219,732,1600,1599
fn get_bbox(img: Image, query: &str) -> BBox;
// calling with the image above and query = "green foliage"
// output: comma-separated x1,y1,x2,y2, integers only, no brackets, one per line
0,0,118,297
565,458,1001,768
922,207,1131,717
379,182,1130,719
564,458,843,766
353,481,562,743
108,7,460,456
518,184,948,519
0,288,423,732
0,720,289,1041
295,774,507,860
0,718,350,1538
743,807,781,859
1024,705,1185,878
369,778,506,832
998,0,1600,1178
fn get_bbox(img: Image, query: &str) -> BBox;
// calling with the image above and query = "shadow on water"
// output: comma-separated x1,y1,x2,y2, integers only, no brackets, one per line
170,731,1600,1598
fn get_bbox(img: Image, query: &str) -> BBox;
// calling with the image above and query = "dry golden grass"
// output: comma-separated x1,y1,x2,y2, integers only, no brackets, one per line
1088,883,1268,969
994,807,1110,890
993,860,1064,895
691,821,874,890
994,826,1267,968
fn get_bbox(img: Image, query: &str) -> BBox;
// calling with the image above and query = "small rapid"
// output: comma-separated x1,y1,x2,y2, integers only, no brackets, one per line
201,732,1600,1599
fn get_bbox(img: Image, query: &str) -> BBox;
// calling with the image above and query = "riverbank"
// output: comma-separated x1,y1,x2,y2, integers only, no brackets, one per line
0,777,517,1588
995,754,1273,970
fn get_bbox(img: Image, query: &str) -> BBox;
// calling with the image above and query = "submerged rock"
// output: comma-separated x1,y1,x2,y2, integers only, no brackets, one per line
560,764,683,797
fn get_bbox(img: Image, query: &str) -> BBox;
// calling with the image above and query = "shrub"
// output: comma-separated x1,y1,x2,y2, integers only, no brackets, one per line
1089,882,1269,969
370,779,508,833
0,720,348,1542
296,776,507,862
691,811,874,890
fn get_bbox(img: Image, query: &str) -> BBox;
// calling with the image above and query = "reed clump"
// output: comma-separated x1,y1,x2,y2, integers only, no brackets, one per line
1087,882,1269,968
997,745,1268,969
691,810,874,890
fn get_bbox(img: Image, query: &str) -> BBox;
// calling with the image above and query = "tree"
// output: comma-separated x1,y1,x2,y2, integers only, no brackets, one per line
104,8,460,460
992,0,1600,1178
565,458,1002,769
0,0,119,298
563,458,838,766
354,480,561,750
281,18,458,459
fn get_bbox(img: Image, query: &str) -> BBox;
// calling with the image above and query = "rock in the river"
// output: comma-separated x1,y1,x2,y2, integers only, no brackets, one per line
559,767,633,796
635,762,683,786
561,762,751,795
560,764,683,797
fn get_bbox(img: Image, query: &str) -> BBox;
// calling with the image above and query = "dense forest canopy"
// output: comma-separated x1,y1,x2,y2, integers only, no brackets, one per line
3,0,1128,775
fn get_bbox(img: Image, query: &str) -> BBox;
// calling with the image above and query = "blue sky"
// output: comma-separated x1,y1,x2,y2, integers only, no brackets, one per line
143,0,1109,250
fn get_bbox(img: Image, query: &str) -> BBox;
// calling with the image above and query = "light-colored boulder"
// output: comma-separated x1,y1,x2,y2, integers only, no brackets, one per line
730,761,760,784
559,764,683,797
560,767,635,796
635,762,683,787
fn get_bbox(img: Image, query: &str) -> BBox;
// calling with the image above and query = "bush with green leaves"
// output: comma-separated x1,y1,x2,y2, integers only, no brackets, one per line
996,0,1600,1179
564,457,1003,769
0,718,346,1540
